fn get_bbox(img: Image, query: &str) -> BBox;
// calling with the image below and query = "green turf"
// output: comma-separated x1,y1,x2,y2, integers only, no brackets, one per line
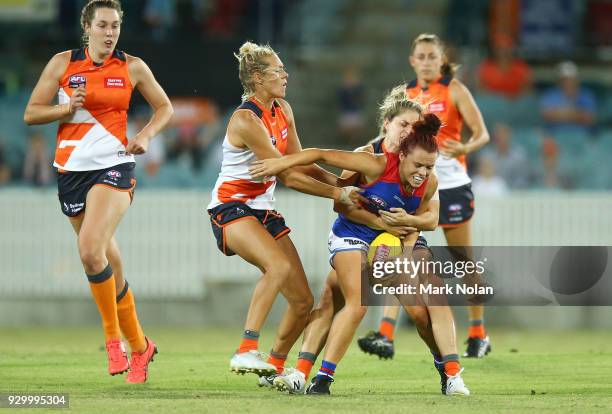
1,327,611,413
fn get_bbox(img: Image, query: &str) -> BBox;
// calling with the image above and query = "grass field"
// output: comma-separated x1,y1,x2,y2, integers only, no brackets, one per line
1,327,611,413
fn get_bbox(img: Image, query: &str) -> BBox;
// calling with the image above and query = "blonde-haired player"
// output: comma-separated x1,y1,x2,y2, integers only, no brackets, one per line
207,41,360,377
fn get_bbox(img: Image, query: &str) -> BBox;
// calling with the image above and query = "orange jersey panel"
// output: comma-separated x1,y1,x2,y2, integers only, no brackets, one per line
55,47,134,170
207,99,290,210
245,98,290,155
217,179,275,204
406,76,465,167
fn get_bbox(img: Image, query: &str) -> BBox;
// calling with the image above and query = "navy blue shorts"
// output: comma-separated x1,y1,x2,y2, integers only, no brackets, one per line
56,162,136,217
439,183,474,227
208,201,291,256
414,235,429,250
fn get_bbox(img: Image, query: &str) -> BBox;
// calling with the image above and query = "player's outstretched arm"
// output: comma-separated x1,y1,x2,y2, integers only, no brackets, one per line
232,110,359,205
278,98,339,186
250,148,384,180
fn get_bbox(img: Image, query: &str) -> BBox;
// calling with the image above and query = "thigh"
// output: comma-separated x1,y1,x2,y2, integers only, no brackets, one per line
443,221,474,268
274,234,310,298
313,269,344,314
332,250,366,305
57,163,136,219
78,185,131,248
67,202,125,287
326,269,345,312
224,217,289,272
68,213,121,255
327,269,338,288
443,222,472,247
68,214,85,235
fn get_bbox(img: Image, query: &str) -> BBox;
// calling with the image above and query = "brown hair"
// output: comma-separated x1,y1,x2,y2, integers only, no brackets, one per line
378,84,424,135
398,113,440,155
80,0,123,45
411,33,458,78
235,41,277,101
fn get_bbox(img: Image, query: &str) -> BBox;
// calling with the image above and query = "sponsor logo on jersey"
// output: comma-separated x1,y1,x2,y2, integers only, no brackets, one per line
63,202,69,212
393,195,407,206
107,170,122,179
365,194,387,212
271,136,277,146
68,75,86,88
281,127,288,140
428,101,446,113
449,203,462,212
105,77,126,88
342,238,368,247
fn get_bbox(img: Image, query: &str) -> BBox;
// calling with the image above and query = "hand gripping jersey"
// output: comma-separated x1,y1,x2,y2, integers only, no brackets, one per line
370,136,428,237
406,75,470,190
55,48,135,171
208,99,289,210
332,151,428,244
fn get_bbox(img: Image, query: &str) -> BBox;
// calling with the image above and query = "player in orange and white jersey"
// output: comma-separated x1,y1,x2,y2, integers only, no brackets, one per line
207,41,361,379
359,33,491,360
208,97,291,212
24,0,173,383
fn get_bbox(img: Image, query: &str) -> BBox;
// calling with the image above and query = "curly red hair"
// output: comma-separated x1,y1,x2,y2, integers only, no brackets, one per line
398,113,441,155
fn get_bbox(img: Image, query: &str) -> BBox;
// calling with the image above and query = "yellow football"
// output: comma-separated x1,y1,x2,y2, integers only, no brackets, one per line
367,232,403,265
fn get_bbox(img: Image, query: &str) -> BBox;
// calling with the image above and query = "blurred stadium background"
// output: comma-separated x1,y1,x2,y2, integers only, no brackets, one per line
1,0,611,331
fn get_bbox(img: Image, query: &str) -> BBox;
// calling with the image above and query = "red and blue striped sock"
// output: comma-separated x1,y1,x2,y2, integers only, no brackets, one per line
317,360,337,379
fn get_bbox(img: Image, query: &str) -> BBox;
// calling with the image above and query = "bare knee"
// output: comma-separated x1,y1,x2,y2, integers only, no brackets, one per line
344,304,368,323
409,307,430,331
262,257,313,315
263,256,292,281
286,282,313,317
78,237,107,275
314,283,334,312
291,290,314,317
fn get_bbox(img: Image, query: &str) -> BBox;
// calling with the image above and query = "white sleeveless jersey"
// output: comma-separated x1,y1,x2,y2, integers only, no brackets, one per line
434,155,471,190
406,76,471,190
208,99,290,211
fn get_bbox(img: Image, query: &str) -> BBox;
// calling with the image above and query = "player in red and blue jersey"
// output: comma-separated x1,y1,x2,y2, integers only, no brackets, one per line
250,103,470,396
361,33,491,360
